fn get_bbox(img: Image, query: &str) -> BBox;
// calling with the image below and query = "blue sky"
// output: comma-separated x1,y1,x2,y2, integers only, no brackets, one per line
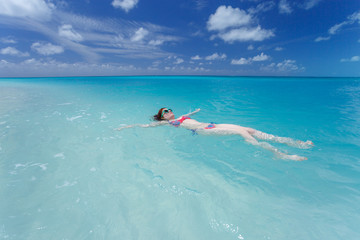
0,0,359,77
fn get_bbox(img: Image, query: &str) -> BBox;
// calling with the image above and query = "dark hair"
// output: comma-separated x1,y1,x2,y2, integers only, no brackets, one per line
153,107,166,121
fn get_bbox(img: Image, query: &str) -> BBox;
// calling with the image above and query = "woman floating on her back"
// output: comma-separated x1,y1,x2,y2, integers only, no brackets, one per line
116,108,314,161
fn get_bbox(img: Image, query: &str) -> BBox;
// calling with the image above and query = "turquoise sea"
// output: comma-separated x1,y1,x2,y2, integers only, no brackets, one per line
1,76,360,239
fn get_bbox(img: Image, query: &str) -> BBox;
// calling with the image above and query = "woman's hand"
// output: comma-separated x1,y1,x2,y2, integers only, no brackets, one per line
115,125,131,131
185,108,201,117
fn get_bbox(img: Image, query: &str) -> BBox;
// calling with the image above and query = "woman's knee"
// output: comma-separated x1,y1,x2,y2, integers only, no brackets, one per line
246,128,256,134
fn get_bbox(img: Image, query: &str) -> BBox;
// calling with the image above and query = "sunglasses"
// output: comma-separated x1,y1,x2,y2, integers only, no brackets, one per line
161,109,172,118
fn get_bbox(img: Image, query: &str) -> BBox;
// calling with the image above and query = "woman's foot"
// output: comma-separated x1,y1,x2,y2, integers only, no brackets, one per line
295,140,314,149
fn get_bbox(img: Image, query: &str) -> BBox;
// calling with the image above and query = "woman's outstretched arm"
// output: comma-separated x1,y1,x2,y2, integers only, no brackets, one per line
115,121,167,131
183,108,201,117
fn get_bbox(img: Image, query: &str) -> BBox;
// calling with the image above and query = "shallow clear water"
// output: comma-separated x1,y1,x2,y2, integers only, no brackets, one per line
0,76,359,240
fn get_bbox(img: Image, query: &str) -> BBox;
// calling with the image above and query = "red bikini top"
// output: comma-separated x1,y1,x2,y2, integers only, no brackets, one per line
169,116,190,127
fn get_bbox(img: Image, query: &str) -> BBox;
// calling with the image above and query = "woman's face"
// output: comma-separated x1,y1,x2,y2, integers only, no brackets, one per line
162,108,175,120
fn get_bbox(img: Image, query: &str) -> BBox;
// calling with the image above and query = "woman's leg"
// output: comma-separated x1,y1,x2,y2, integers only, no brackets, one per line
242,131,307,161
210,124,307,161
251,129,313,149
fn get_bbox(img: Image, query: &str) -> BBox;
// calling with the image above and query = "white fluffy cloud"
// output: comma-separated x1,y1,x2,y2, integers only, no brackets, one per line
252,52,270,61
149,39,164,46
314,36,330,42
131,27,149,42
279,0,292,14
278,0,322,14
329,10,360,35
276,60,300,71
264,59,304,72
31,42,64,55
340,56,360,62
314,10,360,44
350,11,360,23
0,1,181,70
0,37,17,44
232,52,270,65
231,58,251,65
0,58,141,77
58,25,83,42
0,0,53,21
329,22,348,35
148,35,179,46
207,6,251,31
112,0,138,12
189,53,226,61
205,53,226,60
191,55,202,60
218,26,274,43
208,5,274,43
248,1,275,15
0,47,29,57
174,58,184,64
303,0,322,10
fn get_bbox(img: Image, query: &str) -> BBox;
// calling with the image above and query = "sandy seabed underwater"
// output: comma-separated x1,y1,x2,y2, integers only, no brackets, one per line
1,76,360,240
